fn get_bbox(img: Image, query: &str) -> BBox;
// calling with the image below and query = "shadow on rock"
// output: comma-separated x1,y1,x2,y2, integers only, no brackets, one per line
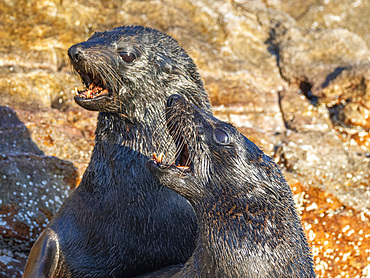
0,106,78,278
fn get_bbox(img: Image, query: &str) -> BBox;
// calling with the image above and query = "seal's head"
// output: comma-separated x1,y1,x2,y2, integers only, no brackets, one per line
147,93,270,203
68,26,211,120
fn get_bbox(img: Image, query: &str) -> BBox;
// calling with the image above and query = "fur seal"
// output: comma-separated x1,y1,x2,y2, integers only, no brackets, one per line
23,26,212,277
144,94,316,277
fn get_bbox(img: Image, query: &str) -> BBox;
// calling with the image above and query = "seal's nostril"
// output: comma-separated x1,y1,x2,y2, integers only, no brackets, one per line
68,45,81,63
167,94,182,108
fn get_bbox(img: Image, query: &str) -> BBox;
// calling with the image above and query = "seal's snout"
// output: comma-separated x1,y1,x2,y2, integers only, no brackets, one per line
68,44,82,63
167,94,182,108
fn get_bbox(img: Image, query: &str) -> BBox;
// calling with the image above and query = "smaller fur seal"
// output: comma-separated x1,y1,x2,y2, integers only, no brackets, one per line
144,94,316,277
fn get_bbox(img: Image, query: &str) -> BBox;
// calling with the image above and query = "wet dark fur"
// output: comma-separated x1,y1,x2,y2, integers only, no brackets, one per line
23,26,212,278
145,95,316,277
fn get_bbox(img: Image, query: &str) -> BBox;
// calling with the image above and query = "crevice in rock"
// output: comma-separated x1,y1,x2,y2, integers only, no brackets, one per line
265,26,290,84
277,90,293,131
321,67,346,88
327,103,344,126
327,100,353,128
299,81,319,106
265,26,298,132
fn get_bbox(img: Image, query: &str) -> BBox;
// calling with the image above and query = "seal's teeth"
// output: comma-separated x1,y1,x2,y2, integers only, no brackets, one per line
158,153,163,163
177,166,190,170
86,90,91,98
75,87,79,95
152,152,157,161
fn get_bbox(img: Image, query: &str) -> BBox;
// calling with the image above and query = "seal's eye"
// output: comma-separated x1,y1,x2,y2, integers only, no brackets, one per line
119,52,136,63
214,129,229,144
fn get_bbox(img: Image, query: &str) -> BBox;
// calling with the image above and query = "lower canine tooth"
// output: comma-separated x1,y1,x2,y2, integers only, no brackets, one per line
158,153,163,163
152,153,157,161
178,166,190,170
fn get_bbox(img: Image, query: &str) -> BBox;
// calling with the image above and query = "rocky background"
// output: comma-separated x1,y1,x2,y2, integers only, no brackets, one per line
0,0,369,277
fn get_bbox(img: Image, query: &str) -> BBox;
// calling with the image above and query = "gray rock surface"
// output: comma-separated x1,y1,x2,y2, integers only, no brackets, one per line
0,107,77,277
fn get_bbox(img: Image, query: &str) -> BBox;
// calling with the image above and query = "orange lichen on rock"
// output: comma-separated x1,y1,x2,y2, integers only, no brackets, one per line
290,179,370,278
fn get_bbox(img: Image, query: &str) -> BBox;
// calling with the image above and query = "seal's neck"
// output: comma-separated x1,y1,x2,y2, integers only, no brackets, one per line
79,110,169,193
185,186,311,277
192,203,256,277
94,110,167,156
96,113,148,153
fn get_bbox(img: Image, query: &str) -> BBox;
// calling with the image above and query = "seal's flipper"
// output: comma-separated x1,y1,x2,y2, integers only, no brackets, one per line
23,229,59,278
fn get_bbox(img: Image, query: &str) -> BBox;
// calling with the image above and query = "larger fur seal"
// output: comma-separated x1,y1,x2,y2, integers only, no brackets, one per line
144,94,316,277
23,26,212,277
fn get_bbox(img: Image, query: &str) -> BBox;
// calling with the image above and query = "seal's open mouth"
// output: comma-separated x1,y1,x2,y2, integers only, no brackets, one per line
149,94,194,174
73,70,113,111
75,72,110,100
75,81,109,100
151,137,193,174
174,138,192,171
